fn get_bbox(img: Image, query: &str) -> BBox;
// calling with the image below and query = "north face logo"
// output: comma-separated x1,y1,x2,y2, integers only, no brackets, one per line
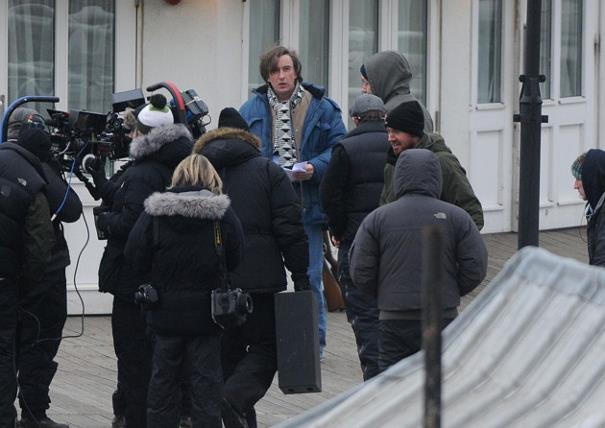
17,177,27,187
434,212,447,220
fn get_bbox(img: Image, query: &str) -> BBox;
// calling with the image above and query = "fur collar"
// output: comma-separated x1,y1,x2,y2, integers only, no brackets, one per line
193,127,260,153
129,124,192,160
144,189,230,220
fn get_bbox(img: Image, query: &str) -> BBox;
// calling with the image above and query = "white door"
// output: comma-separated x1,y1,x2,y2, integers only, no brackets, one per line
535,0,597,230
0,0,136,314
467,0,516,233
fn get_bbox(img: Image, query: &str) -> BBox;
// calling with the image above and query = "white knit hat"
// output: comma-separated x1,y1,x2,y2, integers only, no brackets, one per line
135,94,174,133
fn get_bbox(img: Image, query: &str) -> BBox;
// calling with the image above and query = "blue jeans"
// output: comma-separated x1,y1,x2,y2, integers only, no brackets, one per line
304,224,327,348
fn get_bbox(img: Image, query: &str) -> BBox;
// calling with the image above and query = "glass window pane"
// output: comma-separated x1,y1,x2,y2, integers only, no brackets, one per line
398,0,428,105
560,0,582,97
8,0,55,113
539,0,552,99
478,0,502,103
299,0,330,91
349,0,378,127
68,0,115,113
248,0,280,95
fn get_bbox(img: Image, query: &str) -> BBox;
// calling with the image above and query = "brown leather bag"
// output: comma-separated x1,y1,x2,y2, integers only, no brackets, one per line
322,232,346,312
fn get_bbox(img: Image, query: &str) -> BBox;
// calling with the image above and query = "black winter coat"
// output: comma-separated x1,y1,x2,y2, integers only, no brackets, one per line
194,127,310,293
97,124,193,298
125,186,244,336
42,160,82,272
319,121,388,242
350,149,487,317
581,149,605,266
0,143,54,283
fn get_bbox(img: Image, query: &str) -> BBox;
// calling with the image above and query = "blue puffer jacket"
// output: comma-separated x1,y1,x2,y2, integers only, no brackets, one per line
240,82,346,225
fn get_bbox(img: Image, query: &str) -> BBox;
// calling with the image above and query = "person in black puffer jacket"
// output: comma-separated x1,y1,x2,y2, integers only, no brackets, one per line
6,111,83,428
125,154,244,428
194,108,309,428
95,94,193,428
0,128,54,428
571,150,605,266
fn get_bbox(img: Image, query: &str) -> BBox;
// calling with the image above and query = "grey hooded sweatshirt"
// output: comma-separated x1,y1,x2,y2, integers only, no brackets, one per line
349,149,487,319
364,50,433,132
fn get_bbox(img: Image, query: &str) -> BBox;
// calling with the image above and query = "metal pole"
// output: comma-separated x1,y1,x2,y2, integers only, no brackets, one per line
514,0,547,249
0,96,59,143
423,226,443,428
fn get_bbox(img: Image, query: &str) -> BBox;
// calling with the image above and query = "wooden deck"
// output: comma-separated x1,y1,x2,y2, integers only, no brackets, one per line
35,228,588,427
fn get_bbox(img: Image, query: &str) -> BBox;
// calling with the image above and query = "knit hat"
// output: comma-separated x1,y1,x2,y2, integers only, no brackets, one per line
385,101,424,137
360,64,368,79
7,107,46,141
349,94,386,117
571,152,587,180
218,107,249,131
135,94,174,134
17,126,51,162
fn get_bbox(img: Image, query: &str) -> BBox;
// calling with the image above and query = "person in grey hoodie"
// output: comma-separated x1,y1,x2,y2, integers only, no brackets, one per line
361,50,433,132
349,149,487,372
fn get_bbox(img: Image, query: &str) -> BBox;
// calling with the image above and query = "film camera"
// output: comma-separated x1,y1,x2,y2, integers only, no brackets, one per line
211,288,254,329
46,89,147,174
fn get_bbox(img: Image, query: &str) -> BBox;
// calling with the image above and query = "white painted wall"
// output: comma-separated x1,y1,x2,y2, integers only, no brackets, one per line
139,0,246,128
439,0,472,161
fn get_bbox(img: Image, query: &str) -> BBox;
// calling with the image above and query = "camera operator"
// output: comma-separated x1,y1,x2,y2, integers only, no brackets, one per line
6,109,83,428
194,108,310,428
94,94,193,428
0,126,55,428
125,154,244,428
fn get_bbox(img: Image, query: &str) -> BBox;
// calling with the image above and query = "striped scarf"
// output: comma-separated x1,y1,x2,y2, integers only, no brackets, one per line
267,82,304,167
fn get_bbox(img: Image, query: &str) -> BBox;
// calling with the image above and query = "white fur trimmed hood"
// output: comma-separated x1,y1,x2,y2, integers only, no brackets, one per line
129,123,192,160
144,189,230,220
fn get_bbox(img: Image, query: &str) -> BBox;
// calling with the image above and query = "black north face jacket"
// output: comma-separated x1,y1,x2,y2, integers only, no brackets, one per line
350,149,487,317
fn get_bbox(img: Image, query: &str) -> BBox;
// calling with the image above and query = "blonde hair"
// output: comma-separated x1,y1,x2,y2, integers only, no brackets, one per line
171,154,223,193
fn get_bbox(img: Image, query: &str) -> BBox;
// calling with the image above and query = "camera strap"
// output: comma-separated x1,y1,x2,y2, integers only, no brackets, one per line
153,216,160,248
213,220,231,291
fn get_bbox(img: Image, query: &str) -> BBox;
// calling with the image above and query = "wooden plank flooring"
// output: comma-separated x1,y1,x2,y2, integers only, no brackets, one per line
21,228,587,427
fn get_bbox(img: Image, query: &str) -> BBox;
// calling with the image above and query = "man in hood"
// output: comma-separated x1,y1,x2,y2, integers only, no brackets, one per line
361,50,433,132
349,149,487,371
382,101,484,230
9,112,82,428
571,150,605,266
0,126,54,427
195,107,310,428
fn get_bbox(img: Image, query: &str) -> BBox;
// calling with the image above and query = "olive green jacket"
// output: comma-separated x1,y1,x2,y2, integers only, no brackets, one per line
379,132,484,230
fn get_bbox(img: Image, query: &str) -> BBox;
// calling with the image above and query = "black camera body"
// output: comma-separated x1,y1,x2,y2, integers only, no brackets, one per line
134,284,159,308
211,288,253,329
46,89,146,172
92,205,110,240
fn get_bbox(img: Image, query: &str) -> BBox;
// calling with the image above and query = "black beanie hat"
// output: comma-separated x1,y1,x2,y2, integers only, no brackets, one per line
385,101,424,137
7,107,45,141
218,107,250,131
17,126,51,162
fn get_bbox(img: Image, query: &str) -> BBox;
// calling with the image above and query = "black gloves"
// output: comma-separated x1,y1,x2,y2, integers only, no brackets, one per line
294,277,311,292
95,210,112,236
